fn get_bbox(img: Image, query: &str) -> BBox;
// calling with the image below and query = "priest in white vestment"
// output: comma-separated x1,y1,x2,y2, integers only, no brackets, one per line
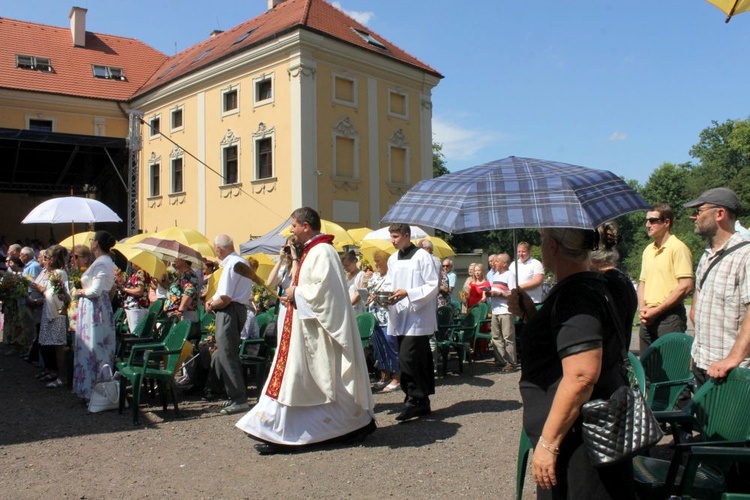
236,207,375,454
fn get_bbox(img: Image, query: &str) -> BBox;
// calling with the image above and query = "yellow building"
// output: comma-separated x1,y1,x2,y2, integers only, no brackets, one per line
0,0,441,244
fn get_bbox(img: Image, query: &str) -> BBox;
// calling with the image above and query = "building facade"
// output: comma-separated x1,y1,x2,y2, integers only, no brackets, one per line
0,0,441,243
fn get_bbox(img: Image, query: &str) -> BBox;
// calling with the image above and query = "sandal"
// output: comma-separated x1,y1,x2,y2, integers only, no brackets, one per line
46,378,64,388
382,382,401,393
35,370,50,379
42,373,58,382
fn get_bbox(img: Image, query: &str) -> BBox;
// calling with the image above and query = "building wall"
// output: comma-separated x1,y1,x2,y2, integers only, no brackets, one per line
136,57,294,242
134,30,439,244
0,89,128,137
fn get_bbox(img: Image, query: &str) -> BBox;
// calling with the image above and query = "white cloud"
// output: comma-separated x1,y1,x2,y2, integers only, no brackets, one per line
331,2,374,26
608,131,627,141
433,117,514,163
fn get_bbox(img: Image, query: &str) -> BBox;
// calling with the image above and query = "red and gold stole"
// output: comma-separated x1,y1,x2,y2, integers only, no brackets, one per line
265,234,335,399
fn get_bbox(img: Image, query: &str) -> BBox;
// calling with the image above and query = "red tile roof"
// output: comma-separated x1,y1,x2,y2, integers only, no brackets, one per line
0,17,167,101
134,0,442,98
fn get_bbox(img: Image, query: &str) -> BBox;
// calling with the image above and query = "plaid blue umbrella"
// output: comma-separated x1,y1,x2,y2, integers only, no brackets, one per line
381,156,649,233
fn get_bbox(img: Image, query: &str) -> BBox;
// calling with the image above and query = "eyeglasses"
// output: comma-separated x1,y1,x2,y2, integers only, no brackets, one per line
645,217,664,225
442,264,451,268
72,254,82,259
691,205,719,217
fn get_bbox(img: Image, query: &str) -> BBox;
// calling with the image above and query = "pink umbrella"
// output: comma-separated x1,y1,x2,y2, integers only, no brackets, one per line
133,237,203,268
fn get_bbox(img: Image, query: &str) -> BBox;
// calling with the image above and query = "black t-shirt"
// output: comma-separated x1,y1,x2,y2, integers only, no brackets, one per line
519,272,627,438
604,268,637,347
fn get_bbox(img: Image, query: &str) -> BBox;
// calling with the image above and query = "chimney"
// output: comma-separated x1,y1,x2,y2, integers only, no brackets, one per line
69,6,87,48
210,29,224,37
268,0,286,10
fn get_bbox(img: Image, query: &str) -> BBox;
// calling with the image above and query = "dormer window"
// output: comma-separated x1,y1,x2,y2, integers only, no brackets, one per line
233,28,256,45
92,65,126,81
16,54,53,72
351,28,387,50
193,48,214,64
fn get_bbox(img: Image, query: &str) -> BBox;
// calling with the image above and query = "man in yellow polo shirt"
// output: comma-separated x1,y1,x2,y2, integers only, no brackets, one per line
638,203,694,354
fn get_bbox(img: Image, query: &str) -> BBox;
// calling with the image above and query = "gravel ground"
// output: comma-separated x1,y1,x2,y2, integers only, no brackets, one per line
1,327,674,499
0,350,534,499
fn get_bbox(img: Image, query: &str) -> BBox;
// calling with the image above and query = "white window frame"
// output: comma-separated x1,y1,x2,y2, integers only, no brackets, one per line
169,148,185,194
148,154,162,199
253,73,274,108
221,84,240,117
252,123,276,181
16,54,53,72
170,105,184,133
387,88,409,120
92,64,126,80
219,129,241,186
331,117,359,181
25,115,56,132
332,72,358,108
148,114,161,140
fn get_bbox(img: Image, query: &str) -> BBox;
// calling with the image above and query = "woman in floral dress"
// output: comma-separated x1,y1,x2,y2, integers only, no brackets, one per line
164,257,200,340
119,264,150,333
72,231,116,401
33,245,70,388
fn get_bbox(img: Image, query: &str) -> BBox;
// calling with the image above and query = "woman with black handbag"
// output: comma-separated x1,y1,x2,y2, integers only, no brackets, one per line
510,227,635,499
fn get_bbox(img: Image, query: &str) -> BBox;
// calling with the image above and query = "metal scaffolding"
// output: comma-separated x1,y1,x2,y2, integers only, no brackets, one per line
126,111,143,236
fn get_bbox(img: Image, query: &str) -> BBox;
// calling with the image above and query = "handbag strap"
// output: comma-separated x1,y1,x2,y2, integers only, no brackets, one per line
698,241,750,290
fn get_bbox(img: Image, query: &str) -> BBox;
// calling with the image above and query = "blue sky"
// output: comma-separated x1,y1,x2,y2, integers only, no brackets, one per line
3,0,749,184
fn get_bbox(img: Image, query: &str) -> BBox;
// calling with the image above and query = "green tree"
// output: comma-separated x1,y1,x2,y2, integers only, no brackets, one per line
432,141,449,178
688,117,750,207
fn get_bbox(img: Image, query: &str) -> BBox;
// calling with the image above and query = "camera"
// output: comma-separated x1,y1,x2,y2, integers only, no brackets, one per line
283,246,291,254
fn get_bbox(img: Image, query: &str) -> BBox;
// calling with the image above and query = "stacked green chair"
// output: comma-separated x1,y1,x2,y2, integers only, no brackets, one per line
633,367,750,499
115,311,156,361
470,302,492,357
117,319,191,425
239,311,277,391
356,312,376,348
640,332,694,411
437,306,479,375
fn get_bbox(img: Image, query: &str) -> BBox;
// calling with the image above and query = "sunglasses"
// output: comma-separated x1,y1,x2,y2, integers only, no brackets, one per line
645,217,664,225
691,205,719,217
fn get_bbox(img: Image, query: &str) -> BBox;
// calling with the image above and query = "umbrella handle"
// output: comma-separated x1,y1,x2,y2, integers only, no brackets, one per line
232,261,279,299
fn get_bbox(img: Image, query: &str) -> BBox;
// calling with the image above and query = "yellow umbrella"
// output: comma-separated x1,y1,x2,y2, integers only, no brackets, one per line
423,235,455,260
59,231,95,250
244,253,276,283
113,243,167,280
346,227,374,246
358,240,395,265
705,0,750,22
122,232,152,245
279,219,355,251
152,227,216,260
204,257,276,300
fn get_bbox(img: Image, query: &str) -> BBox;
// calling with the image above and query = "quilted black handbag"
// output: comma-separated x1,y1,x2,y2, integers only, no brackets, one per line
580,384,663,467
578,278,663,467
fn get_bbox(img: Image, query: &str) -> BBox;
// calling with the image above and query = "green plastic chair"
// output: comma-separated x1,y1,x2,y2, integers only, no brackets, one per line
640,332,694,411
628,351,647,396
117,319,191,425
515,427,533,500
239,312,278,391
115,311,157,362
470,302,492,357
356,312,376,348
437,306,478,375
633,367,750,500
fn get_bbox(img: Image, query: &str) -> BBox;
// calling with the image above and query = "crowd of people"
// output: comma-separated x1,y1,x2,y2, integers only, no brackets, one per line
2,188,750,496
